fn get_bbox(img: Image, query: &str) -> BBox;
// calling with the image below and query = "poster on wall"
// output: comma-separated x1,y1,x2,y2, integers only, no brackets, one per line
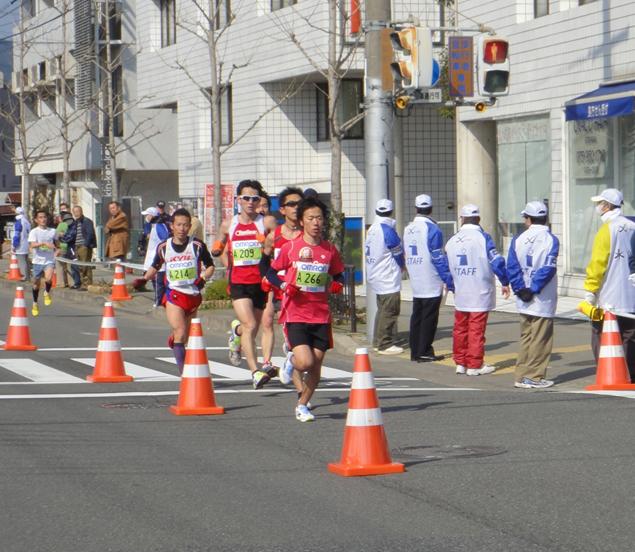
204,183,235,243
573,119,609,179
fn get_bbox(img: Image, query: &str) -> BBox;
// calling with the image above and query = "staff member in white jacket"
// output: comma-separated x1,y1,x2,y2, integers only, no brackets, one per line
446,204,510,375
507,201,559,389
404,194,454,362
365,199,405,355
11,207,31,280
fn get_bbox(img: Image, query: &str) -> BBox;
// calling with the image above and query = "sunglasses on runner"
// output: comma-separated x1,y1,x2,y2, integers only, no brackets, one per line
281,201,300,207
239,195,261,202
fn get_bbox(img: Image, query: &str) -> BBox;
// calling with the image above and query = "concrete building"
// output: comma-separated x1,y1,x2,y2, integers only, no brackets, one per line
456,0,635,297
0,38,20,194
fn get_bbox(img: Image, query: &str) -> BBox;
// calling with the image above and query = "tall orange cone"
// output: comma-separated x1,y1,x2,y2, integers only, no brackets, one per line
328,348,405,477
7,253,23,281
3,287,37,351
51,271,57,288
170,319,225,416
586,311,635,391
87,302,133,383
108,264,132,301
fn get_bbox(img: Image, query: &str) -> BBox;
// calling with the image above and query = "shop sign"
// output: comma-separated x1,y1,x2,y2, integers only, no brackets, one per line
573,119,609,179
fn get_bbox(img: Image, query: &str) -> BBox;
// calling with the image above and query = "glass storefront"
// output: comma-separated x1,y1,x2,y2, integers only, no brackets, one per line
567,114,635,273
497,117,551,251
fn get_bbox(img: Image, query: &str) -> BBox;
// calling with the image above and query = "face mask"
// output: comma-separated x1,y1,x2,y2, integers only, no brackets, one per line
595,204,605,216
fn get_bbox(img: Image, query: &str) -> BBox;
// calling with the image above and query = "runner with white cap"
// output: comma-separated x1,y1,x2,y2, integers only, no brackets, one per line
446,204,510,376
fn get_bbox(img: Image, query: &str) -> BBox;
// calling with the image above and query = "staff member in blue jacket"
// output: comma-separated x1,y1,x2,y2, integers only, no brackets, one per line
365,199,405,355
507,201,559,389
11,206,31,280
404,194,454,362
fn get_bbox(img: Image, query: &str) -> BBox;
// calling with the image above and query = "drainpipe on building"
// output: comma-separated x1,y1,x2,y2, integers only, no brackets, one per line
364,0,393,345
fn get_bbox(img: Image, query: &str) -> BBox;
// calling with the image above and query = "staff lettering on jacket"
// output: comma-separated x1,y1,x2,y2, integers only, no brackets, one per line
454,267,477,276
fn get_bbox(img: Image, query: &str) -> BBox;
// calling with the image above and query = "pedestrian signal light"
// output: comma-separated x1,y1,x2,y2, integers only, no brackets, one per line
477,36,510,97
390,26,433,90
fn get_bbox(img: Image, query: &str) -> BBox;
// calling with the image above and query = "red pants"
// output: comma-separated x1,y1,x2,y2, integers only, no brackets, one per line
453,310,489,369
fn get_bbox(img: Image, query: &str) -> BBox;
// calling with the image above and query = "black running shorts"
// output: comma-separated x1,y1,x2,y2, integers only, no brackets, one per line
229,283,267,311
285,322,333,352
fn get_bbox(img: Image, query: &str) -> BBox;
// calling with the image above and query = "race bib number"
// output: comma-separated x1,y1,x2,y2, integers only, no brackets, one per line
167,266,197,282
232,240,262,266
295,262,329,292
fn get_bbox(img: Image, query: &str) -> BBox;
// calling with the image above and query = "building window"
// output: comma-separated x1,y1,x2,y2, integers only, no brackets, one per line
534,0,549,17
209,85,233,146
161,0,177,47
271,0,296,11
316,80,364,142
214,0,231,30
579,0,598,4
99,0,122,41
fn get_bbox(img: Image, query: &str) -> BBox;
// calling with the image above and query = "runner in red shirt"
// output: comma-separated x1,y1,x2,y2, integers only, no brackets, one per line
267,196,345,422
212,180,277,389
142,209,215,374
260,187,304,390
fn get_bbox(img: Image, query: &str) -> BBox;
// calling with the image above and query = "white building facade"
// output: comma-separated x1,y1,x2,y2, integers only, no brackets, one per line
456,0,635,297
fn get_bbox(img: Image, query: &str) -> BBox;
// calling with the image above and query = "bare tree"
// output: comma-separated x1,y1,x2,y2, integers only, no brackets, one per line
173,0,304,235
274,0,363,247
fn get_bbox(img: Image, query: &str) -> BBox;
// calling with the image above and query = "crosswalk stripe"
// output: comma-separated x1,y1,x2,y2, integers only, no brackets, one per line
0,359,85,384
270,356,351,379
72,358,180,382
156,357,252,380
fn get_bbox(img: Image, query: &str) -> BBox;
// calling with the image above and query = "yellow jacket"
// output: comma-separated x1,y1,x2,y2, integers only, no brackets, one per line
584,222,610,294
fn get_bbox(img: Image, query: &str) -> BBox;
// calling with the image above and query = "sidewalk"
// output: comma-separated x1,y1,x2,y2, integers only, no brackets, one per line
0,257,599,392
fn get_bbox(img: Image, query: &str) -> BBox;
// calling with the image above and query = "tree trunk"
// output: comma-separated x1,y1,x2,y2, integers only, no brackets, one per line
103,0,119,200
60,0,71,203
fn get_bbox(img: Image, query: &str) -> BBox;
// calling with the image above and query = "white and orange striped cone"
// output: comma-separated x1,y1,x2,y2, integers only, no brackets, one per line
7,253,23,281
170,319,225,416
108,264,132,301
3,287,37,351
328,348,405,477
87,302,133,383
586,311,635,391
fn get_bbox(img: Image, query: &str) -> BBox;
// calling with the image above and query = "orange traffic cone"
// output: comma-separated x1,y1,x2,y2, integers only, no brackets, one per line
108,264,132,301
51,271,57,288
87,302,133,383
3,287,37,351
586,311,635,391
170,319,225,416
328,348,405,477
7,253,23,281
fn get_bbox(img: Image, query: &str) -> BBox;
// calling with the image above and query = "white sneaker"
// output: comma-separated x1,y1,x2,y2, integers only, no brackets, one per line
279,352,294,385
455,365,466,375
467,364,496,376
295,404,315,422
378,345,404,355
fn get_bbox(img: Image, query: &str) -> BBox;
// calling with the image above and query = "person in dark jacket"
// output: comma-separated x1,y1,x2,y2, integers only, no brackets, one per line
62,206,97,289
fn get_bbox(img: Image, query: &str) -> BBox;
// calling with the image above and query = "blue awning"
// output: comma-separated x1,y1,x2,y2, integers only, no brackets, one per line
565,81,635,121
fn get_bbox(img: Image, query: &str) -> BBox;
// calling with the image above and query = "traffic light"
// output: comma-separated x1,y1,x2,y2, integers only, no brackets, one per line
390,26,433,91
477,36,510,97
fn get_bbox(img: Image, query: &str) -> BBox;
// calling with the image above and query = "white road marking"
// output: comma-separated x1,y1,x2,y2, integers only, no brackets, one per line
270,356,352,379
566,390,635,399
35,346,230,352
0,359,85,384
73,358,180,381
157,357,253,380
0,387,480,400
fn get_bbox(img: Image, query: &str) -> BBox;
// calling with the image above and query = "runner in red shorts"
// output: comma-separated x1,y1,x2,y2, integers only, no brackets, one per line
142,208,215,375
266,196,345,422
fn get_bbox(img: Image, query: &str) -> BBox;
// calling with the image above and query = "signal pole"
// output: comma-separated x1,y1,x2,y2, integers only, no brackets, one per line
364,0,393,344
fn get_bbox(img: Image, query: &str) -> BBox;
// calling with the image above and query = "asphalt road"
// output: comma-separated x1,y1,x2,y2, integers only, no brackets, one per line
1,286,635,552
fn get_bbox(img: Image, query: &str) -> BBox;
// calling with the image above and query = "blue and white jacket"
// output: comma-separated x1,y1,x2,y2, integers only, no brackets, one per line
365,216,404,295
403,215,453,297
12,214,31,254
507,224,559,318
445,224,508,312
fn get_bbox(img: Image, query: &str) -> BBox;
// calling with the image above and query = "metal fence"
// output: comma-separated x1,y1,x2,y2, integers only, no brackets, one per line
329,264,357,333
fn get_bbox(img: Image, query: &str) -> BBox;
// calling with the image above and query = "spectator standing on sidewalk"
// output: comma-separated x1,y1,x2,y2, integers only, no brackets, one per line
507,201,559,389
365,198,405,355
446,204,510,376
55,210,74,287
63,206,97,289
104,201,130,261
11,206,31,280
403,194,454,363
584,188,635,380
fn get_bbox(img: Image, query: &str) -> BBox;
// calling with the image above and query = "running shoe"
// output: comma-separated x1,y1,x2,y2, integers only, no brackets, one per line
228,319,242,366
31,303,39,317
279,352,294,385
467,364,496,376
262,361,278,379
252,369,270,390
167,334,174,349
514,377,555,389
295,404,315,422
455,365,466,375
43,291,52,306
